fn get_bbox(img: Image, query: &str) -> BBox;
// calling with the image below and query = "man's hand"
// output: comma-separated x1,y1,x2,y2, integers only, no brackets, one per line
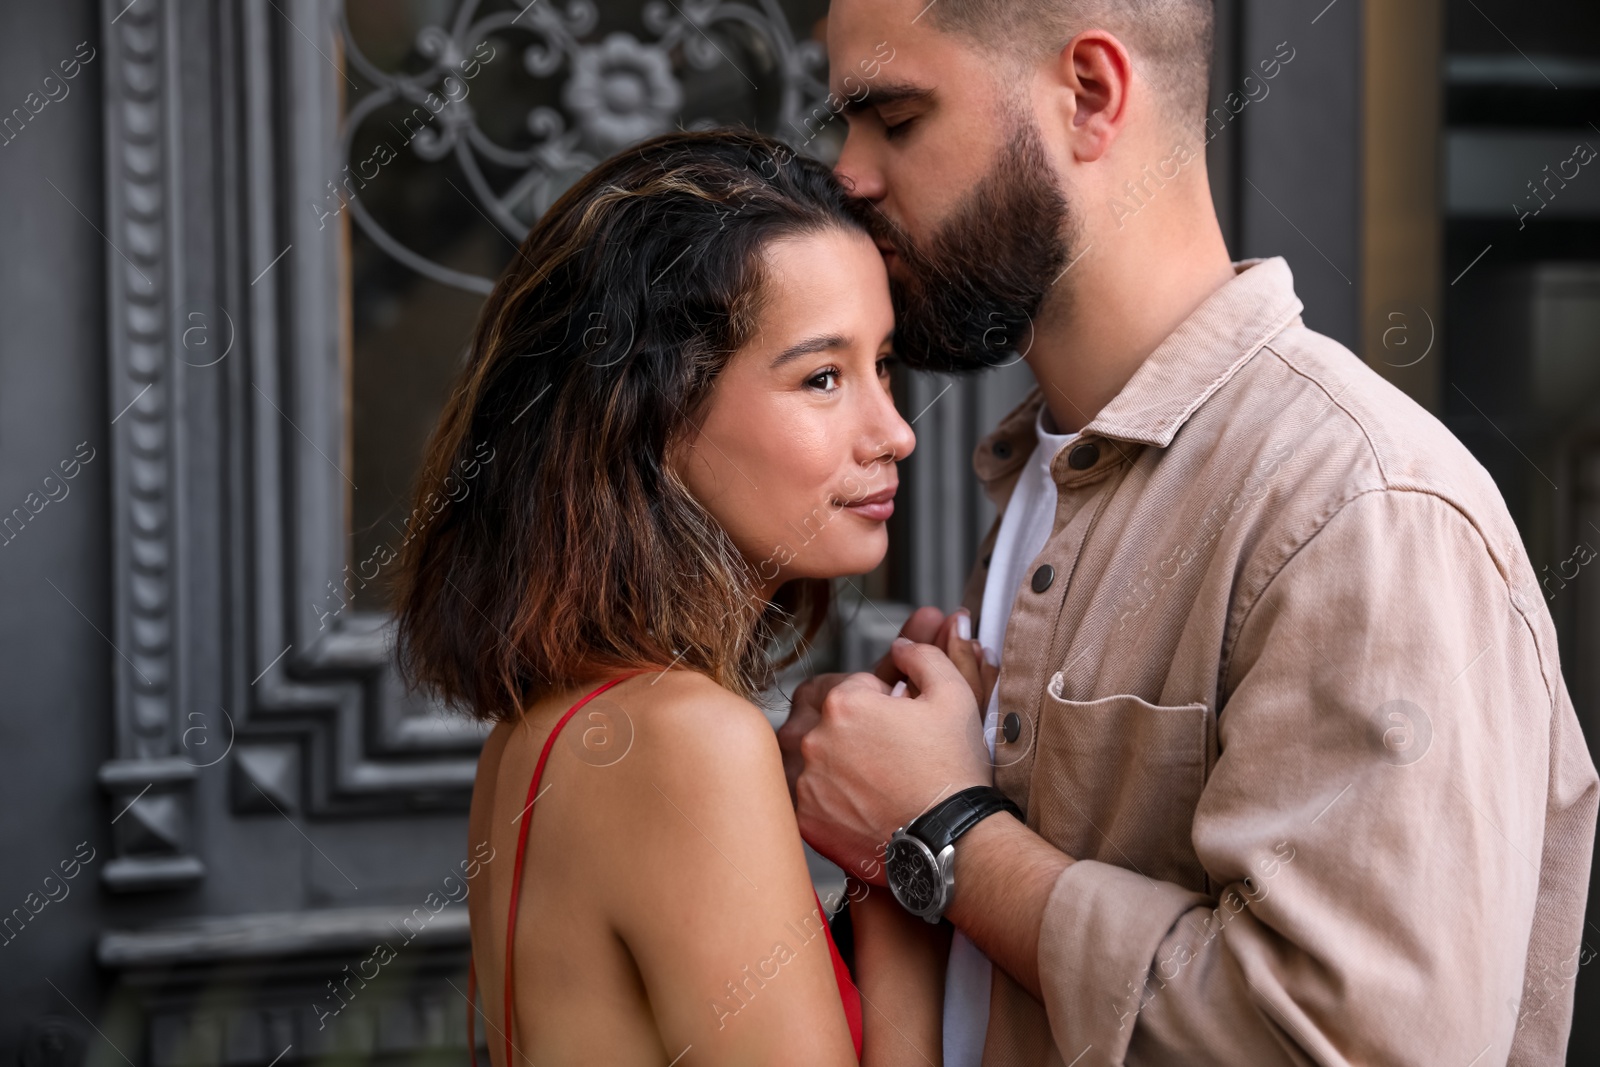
779,670,890,804
777,606,947,803
795,639,993,885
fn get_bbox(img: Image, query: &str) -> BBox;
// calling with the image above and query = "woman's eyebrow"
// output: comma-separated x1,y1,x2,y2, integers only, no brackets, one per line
771,333,851,369
841,82,933,118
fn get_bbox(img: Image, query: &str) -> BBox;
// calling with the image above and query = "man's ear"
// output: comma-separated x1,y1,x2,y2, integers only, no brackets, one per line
1053,30,1133,163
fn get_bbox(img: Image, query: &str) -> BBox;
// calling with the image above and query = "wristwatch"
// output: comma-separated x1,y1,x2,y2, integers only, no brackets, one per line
885,785,1023,923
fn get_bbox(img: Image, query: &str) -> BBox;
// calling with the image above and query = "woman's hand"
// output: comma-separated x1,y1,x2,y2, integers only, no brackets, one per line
924,609,997,716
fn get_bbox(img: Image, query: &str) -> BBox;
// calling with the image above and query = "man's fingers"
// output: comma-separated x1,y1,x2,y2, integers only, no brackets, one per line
790,671,846,711
888,638,971,707
780,673,850,805
810,674,894,736
873,606,947,683
777,703,818,746
901,605,946,645
833,672,894,700
860,673,896,694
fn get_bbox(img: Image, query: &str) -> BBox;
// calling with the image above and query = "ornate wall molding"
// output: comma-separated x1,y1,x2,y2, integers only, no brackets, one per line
229,0,488,817
99,0,202,893
99,907,473,1067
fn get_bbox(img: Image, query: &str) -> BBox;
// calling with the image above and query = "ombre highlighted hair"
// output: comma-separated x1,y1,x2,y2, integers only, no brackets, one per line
390,129,867,721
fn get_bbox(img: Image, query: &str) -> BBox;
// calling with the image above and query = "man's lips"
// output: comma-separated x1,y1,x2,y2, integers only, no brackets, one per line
874,242,905,280
837,484,897,522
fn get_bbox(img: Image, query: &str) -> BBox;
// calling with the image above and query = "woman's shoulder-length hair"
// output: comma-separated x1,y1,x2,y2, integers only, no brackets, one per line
390,129,865,722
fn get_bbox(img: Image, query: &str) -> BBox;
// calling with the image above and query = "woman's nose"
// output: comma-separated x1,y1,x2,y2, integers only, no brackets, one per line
868,385,915,464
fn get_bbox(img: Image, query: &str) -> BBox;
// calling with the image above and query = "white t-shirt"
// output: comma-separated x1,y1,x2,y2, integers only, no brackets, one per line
944,403,1078,1067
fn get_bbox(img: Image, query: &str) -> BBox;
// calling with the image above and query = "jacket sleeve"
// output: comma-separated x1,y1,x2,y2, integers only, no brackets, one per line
1031,488,1598,1066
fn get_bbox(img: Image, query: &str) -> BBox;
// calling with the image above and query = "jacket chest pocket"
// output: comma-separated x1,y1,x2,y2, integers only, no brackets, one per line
1030,682,1211,891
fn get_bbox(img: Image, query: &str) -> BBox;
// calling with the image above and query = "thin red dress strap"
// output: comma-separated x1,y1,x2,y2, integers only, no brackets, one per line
499,673,644,1067
814,890,864,1059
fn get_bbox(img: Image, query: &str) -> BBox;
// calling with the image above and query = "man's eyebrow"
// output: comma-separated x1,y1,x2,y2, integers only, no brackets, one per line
840,82,934,118
771,333,850,369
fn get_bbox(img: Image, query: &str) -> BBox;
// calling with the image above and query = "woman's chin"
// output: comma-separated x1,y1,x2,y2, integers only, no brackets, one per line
790,537,890,583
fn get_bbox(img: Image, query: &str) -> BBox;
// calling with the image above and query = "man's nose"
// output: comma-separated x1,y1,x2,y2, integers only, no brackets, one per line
834,129,886,203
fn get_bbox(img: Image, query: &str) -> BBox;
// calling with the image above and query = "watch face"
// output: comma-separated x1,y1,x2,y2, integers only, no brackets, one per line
886,835,942,916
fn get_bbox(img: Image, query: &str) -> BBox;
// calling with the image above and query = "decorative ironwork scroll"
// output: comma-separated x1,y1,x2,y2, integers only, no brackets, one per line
334,0,830,293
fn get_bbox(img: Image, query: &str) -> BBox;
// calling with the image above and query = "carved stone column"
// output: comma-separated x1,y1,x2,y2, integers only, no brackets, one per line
98,0,202,893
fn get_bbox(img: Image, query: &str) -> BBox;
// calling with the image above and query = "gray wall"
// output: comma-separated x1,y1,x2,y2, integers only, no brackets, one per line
0,0,111,1059
1236,0,1361,348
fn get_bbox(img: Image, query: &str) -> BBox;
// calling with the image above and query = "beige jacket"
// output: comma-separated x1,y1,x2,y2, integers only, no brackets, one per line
961,258,1597,1067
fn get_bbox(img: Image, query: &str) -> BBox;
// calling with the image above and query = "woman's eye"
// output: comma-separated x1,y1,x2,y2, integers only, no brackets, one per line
807,368,841,392
877,355,895,378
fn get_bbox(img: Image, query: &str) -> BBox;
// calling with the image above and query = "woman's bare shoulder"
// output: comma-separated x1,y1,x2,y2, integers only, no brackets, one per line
469,717,520,799
606,670,785,787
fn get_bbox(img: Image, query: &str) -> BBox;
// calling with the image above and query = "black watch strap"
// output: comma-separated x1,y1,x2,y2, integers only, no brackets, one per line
906,785,1022,853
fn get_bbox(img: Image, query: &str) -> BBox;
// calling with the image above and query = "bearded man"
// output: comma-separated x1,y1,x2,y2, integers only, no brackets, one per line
782,2,1599,1065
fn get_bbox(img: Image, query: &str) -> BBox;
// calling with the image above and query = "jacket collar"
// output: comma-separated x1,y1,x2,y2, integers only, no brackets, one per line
972,257,1304,489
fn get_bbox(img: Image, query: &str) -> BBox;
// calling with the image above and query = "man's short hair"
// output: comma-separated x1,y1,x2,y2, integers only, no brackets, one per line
926,0,1214,131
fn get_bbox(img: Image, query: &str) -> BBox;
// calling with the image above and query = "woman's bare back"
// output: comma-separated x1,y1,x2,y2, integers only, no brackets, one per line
466,671,858,1067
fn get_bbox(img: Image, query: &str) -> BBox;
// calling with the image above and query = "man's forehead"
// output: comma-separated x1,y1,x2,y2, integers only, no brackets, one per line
826,0,939,56
825,0,950,87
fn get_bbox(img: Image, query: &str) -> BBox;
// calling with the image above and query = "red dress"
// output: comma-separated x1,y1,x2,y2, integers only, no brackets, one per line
469,675,864,1063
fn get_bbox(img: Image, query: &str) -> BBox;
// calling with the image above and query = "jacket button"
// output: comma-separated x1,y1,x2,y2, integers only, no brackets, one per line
981,553,992,568
1002,712,1021,744
1068,443,1099,470
993,440,1013,460
1031,564,1055,593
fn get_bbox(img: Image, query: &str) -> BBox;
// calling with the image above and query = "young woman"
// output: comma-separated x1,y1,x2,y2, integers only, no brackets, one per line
391,130,962,1065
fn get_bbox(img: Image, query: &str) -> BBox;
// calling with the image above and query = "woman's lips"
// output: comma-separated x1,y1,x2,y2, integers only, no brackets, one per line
838,485,897,522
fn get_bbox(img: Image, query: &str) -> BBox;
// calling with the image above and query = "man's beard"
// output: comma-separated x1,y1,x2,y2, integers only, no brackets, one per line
852,115,1075,374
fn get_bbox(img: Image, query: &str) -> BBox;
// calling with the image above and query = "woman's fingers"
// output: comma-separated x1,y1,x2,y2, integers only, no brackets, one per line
931,608,965,655
942,613,986,707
